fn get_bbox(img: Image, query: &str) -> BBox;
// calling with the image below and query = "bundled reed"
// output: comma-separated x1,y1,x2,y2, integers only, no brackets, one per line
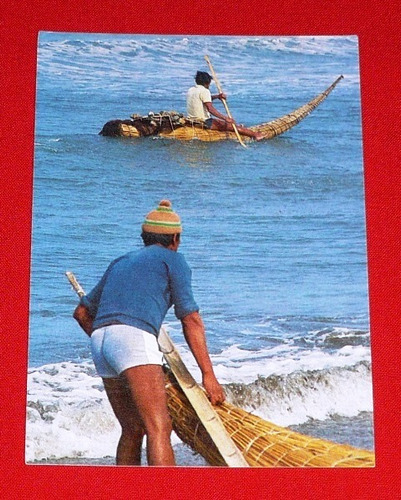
160,124,234,142
251,75,344,139
164,370,375,468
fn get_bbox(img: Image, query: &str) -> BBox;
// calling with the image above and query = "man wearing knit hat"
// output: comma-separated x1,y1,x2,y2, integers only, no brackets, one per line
73,200,225,466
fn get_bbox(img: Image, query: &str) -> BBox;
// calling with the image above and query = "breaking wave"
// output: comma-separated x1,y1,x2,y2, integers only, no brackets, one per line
26,355,372,461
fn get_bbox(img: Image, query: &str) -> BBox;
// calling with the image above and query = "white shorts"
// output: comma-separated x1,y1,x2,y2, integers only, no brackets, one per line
90,324,164,378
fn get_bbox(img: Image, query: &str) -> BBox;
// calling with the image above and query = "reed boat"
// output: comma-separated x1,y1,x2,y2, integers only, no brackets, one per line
164,369,375,468
99,75,343,142
157,326,374,468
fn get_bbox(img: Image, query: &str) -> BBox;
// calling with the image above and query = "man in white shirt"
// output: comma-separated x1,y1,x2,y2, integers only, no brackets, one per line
186,71,263,140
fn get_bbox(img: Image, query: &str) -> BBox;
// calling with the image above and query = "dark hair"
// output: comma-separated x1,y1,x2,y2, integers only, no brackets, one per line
141,231,180,247
195,71,213,86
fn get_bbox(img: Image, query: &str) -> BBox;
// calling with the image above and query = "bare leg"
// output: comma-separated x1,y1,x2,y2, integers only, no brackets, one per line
122,364,176,466
210,119,263,140
235,124,264,140
103,377,145,465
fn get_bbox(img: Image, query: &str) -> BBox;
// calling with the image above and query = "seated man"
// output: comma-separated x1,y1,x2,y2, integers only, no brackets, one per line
186,71,263,141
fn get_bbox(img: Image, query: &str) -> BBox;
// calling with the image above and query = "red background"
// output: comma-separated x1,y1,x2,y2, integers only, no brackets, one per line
1,1,400,498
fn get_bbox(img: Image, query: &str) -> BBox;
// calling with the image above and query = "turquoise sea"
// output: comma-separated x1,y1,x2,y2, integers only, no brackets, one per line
26,33,373,464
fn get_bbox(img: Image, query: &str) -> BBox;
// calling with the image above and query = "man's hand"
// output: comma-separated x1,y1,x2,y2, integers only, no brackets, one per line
73,304,94,336
212,92,227,101
202,371,226,405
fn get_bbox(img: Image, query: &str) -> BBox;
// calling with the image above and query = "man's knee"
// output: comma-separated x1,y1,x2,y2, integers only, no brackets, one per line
143,414,173,438
210,119,228,131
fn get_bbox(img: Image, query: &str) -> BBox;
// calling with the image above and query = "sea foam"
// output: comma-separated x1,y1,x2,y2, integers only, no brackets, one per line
26,351,372,461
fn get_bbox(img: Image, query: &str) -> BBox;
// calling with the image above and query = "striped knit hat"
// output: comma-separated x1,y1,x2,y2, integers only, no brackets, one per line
142,199,182,234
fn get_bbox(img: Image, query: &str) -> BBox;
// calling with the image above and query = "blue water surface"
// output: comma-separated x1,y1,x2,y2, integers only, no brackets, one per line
29,33,368,367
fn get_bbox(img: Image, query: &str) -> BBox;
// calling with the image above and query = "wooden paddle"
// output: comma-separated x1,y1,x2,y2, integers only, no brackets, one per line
204,55,247,148
65,271,249,467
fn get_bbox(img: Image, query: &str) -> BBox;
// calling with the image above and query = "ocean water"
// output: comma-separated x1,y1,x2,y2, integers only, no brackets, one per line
27,32,373,464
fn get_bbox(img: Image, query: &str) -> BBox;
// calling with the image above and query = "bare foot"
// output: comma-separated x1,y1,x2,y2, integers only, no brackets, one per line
254,132,264,141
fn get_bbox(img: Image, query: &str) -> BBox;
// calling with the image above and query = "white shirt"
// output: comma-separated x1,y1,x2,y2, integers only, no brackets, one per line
186,84,212,120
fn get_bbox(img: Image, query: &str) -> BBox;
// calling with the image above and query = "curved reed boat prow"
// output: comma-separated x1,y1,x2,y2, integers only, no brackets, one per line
99,76,344,142
164,369,375,468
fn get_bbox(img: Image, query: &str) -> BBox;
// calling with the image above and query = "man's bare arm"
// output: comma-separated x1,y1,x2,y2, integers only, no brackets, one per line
73,304,94,336
211,92,226,101
181,311,225,405
204,101,235,124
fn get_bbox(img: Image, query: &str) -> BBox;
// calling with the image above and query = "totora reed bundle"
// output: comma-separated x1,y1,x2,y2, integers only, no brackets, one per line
164,370,375,468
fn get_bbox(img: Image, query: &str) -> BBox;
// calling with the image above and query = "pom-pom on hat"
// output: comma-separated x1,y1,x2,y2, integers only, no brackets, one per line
142,200,182,234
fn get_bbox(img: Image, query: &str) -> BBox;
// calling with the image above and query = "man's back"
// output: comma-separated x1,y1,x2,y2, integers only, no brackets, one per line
86,245,198,335
186,84,212,120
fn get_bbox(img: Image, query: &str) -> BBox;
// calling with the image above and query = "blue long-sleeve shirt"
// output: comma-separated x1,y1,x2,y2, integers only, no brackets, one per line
81,245,199,336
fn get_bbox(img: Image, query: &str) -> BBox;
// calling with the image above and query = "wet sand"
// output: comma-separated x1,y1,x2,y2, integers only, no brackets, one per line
29,443,208,467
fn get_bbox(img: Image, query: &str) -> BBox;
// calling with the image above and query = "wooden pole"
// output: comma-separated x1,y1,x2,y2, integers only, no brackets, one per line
204,55,247,148
158,328,249,467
